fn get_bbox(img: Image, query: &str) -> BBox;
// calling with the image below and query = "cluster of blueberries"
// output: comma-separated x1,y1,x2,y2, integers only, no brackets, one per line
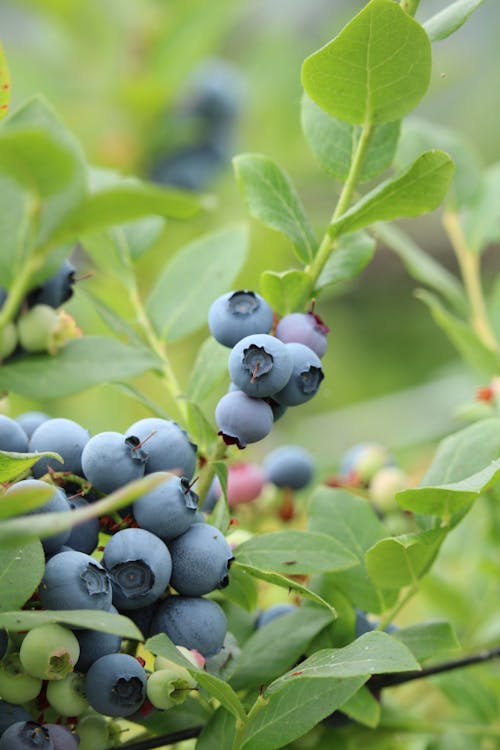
328,441,410,515
209,290,327,448
0,261,78,362
0,411,237,747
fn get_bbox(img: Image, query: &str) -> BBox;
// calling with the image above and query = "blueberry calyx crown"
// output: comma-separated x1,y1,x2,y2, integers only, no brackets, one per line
242,344,274,379
112,675,145,706
300,365,325,394
109,560,155,599
81,562,112,596
125,435,150,463
227,290,260,316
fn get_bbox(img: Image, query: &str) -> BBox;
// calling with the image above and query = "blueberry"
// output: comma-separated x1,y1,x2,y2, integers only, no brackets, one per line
43,725,79,750
19,623,79,681
225,462,265,506
27,261,76,309
39,550,112,611
354,609,374,638
46,672,88,717
81,431,147,493
275,311,329,358
228,334,293,398
339,442,394,484
273,343,324,406
14,412,50,439
125,418,197,480
0,322,18,360
0,415,29,453
150,143,226,192
168,522,233,596
65,496,99,554
215,391,273,448
29,418,90,478
0,702,32,740
5,479,72,556
208,290,274,348
75,608,122,673
265,396,288,423
0,721,54,749
133,475,198,542
85,653,147,717
200,476,222,513
263,445,314,490
0,653,42,703
255,603,297,629
125,602,160,640
151,596,227,657
102,528,172,610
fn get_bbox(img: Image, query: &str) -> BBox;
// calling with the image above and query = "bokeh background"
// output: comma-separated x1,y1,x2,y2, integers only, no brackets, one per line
2,2,500,744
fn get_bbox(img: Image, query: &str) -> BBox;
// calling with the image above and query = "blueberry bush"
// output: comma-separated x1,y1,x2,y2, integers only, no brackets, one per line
1,1,499,748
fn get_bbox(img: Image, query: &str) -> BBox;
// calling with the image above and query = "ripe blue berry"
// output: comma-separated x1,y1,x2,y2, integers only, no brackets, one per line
14,412,50,439
0,415,29,453
81,431,147,493
29,418,90,478
228,333,293,398
133,475,198,542
5,479,71,556
275,311,329,358
125,418,197,480
66,496,99,555
85,653,147,717
0,702,32,740
273,343,324,406
0,721,54,749
102,528,172,610
215,390,273,448
255,603,297,628
263,445,314,490
151,596,227,657
169,523,233,596
44,724,79,750
40,550,112,611
27,261,76,309
208,290,274,347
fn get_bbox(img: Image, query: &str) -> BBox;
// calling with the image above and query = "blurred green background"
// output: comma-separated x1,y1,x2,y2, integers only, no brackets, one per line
2,0,499,473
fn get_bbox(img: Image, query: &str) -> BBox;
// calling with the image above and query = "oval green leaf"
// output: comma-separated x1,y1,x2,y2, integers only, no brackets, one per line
0,609,143,639
424,0,485,42
302,0,431,125
0,541,45,612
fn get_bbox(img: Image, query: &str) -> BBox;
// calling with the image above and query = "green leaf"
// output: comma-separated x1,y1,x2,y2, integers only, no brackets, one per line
233,154,316,263
365,528,447,589
316,232,376,292
241,675,366,750
187,337,229,403
301,96,400,182
0,450,62,487
197,707,235,750
393,621,460,663
330,151,455,238
397,459,500,516
395,117,482,209
269,631,420,691
186,402,218,455
372,223,466,315
418,418,500,487
0,43,11,120
46,182,203,249
79,229,135,292
0,481,55,520
461,163,500,253
0,128,78,196
308,488,397,614
339,686,381,728
0,541,45,611
76,287,142,345
0,609,143,639
228,607,334,692
221,563,258,612
108,383,170,420
301,0,431,126
234,530,358,575
259,270,313,316
146,633,246,722
0,336,161,399
0,473,167,548
416,290,500,375
233,562,336,615
424,0,485,42
120,216,166,261
147,225,249,342
0,175,31,286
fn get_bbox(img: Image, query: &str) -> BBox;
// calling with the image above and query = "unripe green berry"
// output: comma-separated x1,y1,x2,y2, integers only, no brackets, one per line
46,670,89,715
0,322,18,360
369,466,409,513
147,665,197,710
76,712,112,750
19,623,80,680
0,652,43,703
17,305,81,355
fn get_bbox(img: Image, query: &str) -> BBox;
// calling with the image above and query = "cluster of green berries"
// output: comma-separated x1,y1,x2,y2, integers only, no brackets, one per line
0,261,80,362
209,290,327,448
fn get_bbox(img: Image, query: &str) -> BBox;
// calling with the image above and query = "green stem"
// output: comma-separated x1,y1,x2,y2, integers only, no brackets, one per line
0,255,41,332
231,691,268,750
443,211,498,351
308,120,374,287
195,439,227,504
400,0,420,16
129,288,189,425
377,583,418,631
